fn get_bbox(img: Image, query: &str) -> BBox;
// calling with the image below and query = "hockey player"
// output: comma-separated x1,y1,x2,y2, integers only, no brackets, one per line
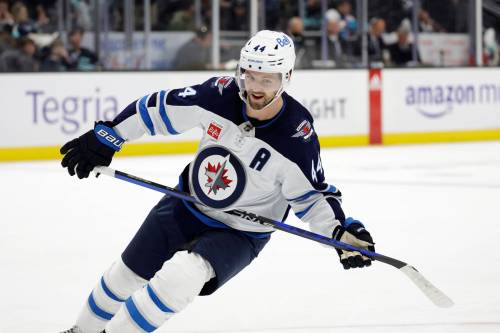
60,30,375,333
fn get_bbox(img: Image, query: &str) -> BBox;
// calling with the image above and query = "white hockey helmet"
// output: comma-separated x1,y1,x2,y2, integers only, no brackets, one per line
236,30,296,105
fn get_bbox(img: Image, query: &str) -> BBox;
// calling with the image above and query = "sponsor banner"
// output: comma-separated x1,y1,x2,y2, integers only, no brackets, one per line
0,70,368,149
417,33,469,66
0,72,211,148
288,70,368,136
382,68,500,133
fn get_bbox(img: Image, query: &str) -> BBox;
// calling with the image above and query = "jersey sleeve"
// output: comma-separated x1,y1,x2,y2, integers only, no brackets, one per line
280,134,345,238
111,78,217,141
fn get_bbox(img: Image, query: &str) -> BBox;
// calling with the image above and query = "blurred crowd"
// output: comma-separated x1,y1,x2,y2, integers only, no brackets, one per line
0,0,98,72
169,0,500,69
0,0,499,72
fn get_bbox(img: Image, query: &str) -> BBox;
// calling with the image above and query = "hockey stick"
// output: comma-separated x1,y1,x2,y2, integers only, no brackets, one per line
93,166,454,308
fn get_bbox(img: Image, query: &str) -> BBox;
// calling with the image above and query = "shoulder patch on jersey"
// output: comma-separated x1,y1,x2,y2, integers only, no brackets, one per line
291,119,314,142
213,76,234,96
190,145,246,209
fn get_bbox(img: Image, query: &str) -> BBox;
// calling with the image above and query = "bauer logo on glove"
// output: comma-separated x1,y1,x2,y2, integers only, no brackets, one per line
60,121,124,179
95,125,124,151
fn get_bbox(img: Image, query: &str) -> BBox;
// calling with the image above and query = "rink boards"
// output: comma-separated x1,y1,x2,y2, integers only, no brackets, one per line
1,68,499,161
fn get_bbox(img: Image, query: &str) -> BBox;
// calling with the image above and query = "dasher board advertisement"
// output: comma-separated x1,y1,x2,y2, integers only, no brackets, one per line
0,70,368,149
383,68,500,134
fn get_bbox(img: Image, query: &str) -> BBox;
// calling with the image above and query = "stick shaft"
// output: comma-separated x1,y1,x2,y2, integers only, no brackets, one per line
92,166,453,308
94,166,400,263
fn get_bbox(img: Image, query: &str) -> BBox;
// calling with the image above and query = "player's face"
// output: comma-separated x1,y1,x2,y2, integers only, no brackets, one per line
244,70,282,110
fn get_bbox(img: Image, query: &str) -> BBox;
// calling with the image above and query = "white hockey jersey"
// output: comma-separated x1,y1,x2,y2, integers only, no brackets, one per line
112,76,345,238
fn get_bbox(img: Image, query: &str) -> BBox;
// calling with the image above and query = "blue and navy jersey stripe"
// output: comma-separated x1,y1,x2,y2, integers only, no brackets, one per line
295,203,315,219
158,90,179,135
138,95,156,135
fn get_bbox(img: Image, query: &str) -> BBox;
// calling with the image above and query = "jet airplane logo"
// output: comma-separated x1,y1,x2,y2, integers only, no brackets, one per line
204,155,233,195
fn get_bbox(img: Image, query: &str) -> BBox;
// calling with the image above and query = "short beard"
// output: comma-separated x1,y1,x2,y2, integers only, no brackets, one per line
246,93,274,110
248,98,268,110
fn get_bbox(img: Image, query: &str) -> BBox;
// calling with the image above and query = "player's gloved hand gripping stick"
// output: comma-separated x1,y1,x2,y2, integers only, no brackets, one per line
93,166,454,309
60,122,124,179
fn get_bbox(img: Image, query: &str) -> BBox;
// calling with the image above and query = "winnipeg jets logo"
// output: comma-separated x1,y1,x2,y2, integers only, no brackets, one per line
204,155,233,195
191,146,246,209
292,120,314,141
214,76,234,95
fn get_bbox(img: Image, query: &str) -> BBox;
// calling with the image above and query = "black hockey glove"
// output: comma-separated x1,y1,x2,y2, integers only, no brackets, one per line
60,121,124,179
332,217,375,269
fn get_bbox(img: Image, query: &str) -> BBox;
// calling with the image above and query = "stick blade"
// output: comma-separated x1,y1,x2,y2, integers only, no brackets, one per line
400,265,454,308
93,166,115,177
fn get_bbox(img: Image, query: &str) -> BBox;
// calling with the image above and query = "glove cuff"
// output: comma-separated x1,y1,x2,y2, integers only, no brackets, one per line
345,217,365,228
94,122,124,152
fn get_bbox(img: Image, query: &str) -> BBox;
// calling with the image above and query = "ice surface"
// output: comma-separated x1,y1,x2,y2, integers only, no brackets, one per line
1,141,499,333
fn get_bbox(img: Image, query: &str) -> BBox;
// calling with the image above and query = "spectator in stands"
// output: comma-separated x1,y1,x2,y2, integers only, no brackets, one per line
225,0,248,31
35,4,57,33
287,16,315,69
336,0,358,41
0,0,14,28
107,0,124,31
68,27,99,71
366,17,388,64
483,27,499,66
367,0,409,32
483,6,500,52
421,0,468,33
303,0,323,29
167,1,196,31
11,1,37,38
418,9,444,33
387,19,419,66
0,36,39,71
171,25,211,70
324,9,349,67
71,0,92,31
40,38,71,71
0,26,15,54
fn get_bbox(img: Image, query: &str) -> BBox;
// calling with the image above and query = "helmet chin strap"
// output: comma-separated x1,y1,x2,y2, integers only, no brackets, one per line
239,84,285,113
